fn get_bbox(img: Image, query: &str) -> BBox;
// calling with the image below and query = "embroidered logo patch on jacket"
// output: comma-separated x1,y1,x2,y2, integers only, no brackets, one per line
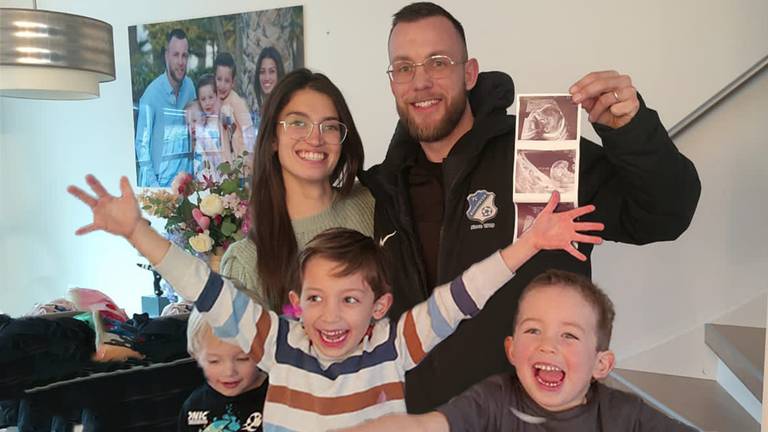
466,189,498,223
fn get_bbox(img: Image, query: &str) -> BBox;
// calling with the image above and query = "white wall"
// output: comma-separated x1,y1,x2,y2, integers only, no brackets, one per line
600,66,768,374
1,0,766,352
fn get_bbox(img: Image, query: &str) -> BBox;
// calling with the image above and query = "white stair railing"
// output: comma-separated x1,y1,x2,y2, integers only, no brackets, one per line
669,54,768,138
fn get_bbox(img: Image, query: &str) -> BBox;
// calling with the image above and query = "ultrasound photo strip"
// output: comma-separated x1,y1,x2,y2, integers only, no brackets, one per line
513,93,581,206
516,95,580,142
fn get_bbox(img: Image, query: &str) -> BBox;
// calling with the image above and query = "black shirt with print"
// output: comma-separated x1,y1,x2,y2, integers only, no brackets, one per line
177,381,267,432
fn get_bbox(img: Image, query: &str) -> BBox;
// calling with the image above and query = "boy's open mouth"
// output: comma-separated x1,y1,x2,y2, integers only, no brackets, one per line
220,379,242,389
533,363,565,389
318,329,349,347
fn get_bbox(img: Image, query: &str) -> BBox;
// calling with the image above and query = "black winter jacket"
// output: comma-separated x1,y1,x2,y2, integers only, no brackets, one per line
360,71,701,413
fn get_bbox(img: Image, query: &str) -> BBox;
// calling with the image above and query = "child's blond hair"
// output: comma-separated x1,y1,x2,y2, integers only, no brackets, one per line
186,307,212,358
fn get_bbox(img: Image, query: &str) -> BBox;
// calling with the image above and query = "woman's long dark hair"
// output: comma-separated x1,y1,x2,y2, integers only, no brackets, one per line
250,68,365,311
254,47,285,110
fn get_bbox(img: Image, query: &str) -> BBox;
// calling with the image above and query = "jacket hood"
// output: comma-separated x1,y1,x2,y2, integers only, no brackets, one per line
469,71,515,118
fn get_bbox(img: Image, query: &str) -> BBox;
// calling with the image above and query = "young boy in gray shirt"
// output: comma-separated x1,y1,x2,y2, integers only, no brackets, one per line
341,270,695,432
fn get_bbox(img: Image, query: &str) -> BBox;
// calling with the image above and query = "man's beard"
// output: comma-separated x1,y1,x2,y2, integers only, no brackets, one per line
167,67,185,87
397,92,467,143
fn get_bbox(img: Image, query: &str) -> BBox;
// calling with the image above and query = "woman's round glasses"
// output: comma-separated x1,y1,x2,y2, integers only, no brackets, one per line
278,114,348,145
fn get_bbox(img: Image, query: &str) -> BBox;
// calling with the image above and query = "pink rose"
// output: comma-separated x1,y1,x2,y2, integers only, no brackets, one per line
171,172,194,196
192,208,210,231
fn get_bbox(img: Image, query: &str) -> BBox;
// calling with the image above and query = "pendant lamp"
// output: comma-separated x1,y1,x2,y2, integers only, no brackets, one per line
0,3,115,100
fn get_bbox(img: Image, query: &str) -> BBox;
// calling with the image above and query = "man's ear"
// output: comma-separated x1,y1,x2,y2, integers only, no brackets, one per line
592,350,616,380
372,293,393,320
504,336,516,366
464,58,479,91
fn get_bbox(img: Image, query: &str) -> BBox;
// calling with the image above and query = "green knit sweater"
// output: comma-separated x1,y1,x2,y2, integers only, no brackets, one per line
220,183,374,307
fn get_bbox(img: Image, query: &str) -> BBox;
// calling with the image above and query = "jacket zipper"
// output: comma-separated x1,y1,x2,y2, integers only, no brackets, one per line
436,159,470,284
396,169,431,300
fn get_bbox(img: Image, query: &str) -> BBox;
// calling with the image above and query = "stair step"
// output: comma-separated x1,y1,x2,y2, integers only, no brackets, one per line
607,368,759,432
704,324,765,401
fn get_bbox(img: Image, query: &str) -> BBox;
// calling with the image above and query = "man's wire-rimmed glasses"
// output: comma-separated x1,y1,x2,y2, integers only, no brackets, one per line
386,55,465,83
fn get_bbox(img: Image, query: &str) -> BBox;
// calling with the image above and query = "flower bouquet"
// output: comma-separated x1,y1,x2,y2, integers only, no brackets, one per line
138,154,251,265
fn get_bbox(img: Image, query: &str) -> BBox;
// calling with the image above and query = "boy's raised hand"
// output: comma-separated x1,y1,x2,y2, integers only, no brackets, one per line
67,175,142,239
524,190,604,261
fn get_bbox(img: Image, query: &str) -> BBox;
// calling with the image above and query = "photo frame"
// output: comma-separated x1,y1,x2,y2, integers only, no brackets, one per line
128,6,304,187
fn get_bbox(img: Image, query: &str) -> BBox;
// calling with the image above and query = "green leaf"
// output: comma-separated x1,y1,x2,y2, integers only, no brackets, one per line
177,199,194,221
217,162,232,175
220,179,239,195
221,220,237,236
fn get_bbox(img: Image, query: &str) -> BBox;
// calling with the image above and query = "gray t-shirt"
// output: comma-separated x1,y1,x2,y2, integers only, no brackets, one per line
437,373,696,431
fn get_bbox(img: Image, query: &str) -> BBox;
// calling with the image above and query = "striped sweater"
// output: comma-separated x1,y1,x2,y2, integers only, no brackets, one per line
155,244,514,431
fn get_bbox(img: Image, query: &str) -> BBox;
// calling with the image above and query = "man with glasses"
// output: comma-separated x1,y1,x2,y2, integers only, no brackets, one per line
361,2,701,413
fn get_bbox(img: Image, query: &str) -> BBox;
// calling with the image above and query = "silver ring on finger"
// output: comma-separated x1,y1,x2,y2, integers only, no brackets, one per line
612,90,620,102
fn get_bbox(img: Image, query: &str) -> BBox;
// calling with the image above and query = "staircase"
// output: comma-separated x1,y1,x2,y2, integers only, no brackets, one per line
598,51,768,432
606,324,764,431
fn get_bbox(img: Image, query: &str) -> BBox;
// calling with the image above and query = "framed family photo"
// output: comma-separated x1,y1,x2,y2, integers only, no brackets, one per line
128,6,304,187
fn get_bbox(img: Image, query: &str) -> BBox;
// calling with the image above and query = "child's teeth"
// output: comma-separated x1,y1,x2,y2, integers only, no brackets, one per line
321,329,347,343
534,363,562,371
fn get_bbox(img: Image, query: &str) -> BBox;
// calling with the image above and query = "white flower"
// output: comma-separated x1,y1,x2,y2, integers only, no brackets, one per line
234,202,247,219
200,194,224,217
189,230,214,253
222,193,239,209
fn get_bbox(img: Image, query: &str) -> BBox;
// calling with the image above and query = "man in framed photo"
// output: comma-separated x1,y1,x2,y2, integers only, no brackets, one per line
135,28,197,187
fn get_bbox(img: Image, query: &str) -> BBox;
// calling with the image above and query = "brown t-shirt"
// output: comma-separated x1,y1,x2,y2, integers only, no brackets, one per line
408,149,444,290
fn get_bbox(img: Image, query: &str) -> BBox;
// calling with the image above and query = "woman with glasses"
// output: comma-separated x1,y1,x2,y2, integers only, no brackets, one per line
221,68,374,312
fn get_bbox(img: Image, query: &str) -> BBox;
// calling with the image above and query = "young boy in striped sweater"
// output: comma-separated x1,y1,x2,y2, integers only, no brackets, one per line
68,176,603,431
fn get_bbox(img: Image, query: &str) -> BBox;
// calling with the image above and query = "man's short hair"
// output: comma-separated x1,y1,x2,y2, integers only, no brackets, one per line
214,52,237,78
514,270,616,351
298,228,391,300
390,2,467,57
167,28,188,44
